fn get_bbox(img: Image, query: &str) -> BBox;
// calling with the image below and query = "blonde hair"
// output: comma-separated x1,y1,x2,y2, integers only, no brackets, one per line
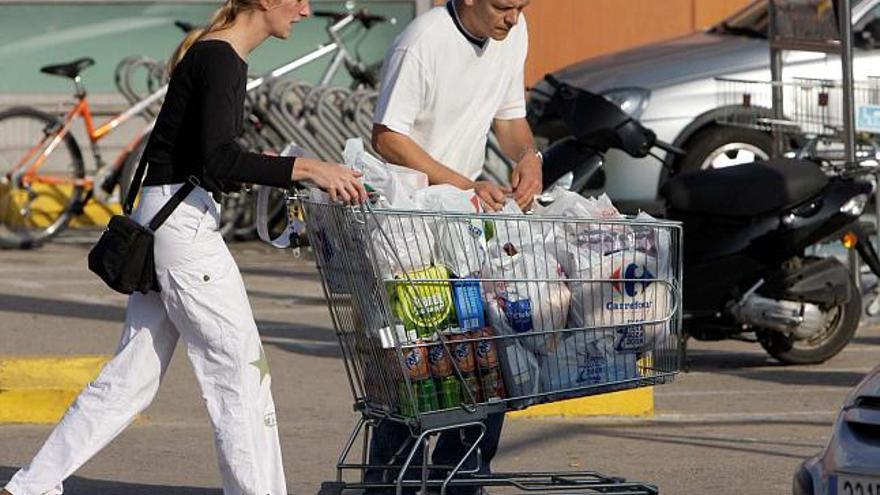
166,0,264,74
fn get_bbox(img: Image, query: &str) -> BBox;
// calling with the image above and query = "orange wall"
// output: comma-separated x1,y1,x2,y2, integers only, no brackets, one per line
435,0,754,85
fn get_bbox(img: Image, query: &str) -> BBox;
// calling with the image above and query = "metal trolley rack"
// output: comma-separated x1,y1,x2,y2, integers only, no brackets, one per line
711,0,880,289
297,194,684,495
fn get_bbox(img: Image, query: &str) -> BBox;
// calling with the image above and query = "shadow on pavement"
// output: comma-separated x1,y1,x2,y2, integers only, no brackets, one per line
684,348,777,370
258,322,341,358
852,334,880,346
0,294,125,322
501,420,827,461
0,466,222,495
684,348,867,387
238,265,321,282
720,368,868,387
246,289,328,306
0,294,340,358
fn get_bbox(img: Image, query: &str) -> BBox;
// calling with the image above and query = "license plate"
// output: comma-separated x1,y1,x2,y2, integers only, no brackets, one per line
834,474,880,495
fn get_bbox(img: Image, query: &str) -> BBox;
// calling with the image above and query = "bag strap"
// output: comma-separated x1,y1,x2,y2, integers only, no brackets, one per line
123,153,149,216
146,176,200,232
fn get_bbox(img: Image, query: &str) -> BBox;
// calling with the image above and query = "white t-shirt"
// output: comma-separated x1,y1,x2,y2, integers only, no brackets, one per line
373,2,529,181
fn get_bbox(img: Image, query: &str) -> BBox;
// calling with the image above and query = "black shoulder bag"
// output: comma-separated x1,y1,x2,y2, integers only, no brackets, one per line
88,156,198,295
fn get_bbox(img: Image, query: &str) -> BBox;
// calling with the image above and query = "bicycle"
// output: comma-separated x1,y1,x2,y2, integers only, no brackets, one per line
0,60,165,249
190,7,392,241
0,8,390,249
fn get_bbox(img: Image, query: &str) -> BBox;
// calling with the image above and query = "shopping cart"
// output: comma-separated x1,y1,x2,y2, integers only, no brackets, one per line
714,76,880,138
297,193,684,495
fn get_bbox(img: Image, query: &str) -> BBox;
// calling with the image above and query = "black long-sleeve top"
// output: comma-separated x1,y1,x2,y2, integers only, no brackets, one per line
143,40,294,193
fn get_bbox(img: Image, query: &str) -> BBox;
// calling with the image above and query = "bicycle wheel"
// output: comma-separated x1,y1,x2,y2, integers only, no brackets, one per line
0,106,85,249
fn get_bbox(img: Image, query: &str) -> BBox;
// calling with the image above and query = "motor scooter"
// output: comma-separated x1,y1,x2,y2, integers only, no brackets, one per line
538,75,880,364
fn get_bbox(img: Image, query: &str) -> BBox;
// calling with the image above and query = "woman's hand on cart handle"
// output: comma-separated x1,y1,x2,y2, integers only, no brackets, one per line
293,158,368,205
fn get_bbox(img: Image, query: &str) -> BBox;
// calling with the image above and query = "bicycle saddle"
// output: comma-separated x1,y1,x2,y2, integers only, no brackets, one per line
40,58,95,79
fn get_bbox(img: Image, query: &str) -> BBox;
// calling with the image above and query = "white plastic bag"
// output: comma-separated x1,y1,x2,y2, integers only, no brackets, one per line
563,249,673,354
538,332,639,392
371,214,436,277
339,140,435,275
536,189,628,256
497,338,541,408
411,185,487,277
342,138,427,208
537,188,624,220
484,247,571,356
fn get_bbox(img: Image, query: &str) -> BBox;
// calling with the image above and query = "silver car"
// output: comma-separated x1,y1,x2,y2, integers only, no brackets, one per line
793,364,880,495
531,0,880,207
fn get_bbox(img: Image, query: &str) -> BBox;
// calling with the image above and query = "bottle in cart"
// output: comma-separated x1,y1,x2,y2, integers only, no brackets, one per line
470,327,505,400
398,341,439,416
428,333,462,409
449,331,481,403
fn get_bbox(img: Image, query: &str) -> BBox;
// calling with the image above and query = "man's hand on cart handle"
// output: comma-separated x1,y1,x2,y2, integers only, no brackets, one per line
474,181,511,212
293,158,368,205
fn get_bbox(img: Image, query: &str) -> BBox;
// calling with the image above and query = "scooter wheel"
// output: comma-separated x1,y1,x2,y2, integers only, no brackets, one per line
756,289,862,365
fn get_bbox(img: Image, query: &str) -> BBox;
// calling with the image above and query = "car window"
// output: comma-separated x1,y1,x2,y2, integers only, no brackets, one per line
857,4,880,29
712,0,872,40
856,4,880,47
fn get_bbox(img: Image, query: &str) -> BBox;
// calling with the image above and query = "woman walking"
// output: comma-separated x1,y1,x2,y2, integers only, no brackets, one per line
2,1,365,494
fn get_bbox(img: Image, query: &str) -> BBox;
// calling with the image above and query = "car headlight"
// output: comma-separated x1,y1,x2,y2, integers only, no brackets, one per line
841,194,869,216
602,87,651,119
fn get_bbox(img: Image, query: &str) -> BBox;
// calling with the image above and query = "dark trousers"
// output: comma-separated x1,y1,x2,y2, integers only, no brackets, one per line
364,412,505,495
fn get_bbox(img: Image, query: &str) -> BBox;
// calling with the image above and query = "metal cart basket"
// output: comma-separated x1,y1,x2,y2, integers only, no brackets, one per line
715,76,880,138
298,194,684,495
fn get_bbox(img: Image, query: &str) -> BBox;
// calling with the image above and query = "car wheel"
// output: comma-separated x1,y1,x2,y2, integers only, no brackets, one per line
678,126,773,173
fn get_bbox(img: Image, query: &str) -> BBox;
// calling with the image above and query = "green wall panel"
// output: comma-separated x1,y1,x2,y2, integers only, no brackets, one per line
0,1,413,94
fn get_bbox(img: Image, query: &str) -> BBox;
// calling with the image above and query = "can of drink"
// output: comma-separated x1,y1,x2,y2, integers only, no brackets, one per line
479,367,505,400
437,376,462,409
400,341,430,381
417,378,440,412
470,328,499,369
461,372,482,404
448,333,476,374
398,381,417,417
427,336,453,378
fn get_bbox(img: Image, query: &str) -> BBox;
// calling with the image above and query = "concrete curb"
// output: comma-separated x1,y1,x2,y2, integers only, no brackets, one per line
0,355,109,424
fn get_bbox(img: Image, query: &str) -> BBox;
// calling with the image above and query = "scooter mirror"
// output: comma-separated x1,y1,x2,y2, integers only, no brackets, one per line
543,74,656,158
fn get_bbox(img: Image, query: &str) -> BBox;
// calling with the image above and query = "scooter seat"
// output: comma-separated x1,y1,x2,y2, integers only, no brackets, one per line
661,158,828,217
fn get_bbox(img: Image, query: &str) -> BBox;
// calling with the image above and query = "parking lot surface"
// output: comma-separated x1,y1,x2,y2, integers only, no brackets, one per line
1,239,877,494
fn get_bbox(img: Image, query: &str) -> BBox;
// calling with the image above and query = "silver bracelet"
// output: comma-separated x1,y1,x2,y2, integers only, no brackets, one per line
516,146,543,164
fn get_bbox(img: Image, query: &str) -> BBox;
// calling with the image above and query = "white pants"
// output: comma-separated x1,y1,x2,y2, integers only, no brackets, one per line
5,185,287,495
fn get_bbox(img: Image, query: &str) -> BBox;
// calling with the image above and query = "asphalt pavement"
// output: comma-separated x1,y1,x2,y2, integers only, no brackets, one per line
1,236,877,495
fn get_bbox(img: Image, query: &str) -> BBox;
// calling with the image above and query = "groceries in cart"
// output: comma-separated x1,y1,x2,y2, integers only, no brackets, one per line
320,142,677,414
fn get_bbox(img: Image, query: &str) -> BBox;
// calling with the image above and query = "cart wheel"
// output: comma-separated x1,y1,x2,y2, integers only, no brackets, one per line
317,481,346,495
